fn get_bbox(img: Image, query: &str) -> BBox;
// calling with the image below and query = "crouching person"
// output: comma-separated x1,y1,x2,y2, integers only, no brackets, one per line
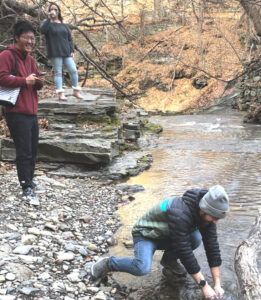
91,185,229,300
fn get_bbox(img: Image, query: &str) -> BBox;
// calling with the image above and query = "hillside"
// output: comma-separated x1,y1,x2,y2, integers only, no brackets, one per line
83,10,247,113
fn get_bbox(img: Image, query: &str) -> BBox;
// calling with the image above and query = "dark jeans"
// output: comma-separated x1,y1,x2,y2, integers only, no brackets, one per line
6,112,39,190
109,230,202,276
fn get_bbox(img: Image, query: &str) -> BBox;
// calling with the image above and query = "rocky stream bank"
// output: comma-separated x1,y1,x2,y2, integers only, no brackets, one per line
0,88,160,300
0,166,150,300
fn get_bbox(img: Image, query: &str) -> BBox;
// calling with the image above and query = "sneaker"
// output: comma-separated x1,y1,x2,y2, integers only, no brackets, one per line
91,257,110,279
22,187,40,206
22,187,34,197
32,180,45,194
160,257,187,276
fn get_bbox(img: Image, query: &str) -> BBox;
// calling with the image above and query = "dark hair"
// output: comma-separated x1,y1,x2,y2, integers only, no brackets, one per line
13,20,35,40
48,2,63,23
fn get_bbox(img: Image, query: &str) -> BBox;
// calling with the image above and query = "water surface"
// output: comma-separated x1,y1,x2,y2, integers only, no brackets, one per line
110,111,261,299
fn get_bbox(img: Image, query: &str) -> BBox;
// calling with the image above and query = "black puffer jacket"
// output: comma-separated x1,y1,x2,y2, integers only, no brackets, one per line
132,188,222,274
167,188,221,274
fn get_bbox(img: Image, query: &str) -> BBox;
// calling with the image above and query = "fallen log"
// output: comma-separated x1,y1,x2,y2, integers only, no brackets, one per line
234,211,261,300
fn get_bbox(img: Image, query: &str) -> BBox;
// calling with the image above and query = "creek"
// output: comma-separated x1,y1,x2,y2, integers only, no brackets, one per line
109,109,261,300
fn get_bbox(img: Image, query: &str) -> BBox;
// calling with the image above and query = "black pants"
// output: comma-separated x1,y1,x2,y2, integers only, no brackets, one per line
6,112,39,190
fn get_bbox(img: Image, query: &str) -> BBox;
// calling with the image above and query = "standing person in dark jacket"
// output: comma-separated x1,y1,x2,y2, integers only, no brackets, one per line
91,185,229,300
40,2,83,100
0,20,43,204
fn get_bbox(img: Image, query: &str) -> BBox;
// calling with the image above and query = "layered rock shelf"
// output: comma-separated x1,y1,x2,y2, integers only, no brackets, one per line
0,88,120,166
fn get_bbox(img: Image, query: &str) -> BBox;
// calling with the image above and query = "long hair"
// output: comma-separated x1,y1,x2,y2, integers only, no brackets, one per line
48,2,63,23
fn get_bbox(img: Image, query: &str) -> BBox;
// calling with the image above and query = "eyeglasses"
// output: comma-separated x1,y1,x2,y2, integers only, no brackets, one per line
20,35,36,42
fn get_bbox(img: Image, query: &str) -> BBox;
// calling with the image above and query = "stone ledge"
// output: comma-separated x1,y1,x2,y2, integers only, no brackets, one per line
0,88,121,166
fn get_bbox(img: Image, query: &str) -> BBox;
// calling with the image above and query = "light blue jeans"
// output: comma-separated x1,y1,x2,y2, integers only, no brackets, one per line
50,57,79,91
109,230,202,276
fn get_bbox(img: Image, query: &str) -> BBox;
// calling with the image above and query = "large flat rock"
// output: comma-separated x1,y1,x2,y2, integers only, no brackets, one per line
38,88,117,124
0,88,120,166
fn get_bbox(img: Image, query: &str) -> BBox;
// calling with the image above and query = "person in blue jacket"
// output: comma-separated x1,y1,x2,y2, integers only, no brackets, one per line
40,2,83,100
91,185,229,300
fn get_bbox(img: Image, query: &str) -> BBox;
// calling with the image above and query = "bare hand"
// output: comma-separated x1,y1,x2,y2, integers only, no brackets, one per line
202,284,218,299
214,285,225,299
71,53,74,58
26,74,38,85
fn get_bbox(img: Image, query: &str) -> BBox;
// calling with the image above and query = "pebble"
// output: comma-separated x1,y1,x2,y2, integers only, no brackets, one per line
0,172,122,299
57,252,75,262
19,287,39,295
13,245,32,255
21,234,37,245
86,287,100,294
38,272,50,280
86,243,98,252
93,291,107,300
0,296,16,300
6,224,18,231
67,272,81,283
5,273,15,281
28,227,41,235
0,289,7,295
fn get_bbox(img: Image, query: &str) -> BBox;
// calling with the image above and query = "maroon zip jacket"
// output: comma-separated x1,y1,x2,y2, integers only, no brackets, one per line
0,45,43,115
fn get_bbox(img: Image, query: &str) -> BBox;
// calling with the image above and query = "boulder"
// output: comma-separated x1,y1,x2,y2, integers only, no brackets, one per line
0,88,120,166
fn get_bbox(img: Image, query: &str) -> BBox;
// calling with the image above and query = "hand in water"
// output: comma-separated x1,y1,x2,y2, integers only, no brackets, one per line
202,284,218,299
214,284,225,299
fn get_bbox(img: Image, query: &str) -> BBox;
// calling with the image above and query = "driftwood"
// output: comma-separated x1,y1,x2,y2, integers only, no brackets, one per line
234,212,261,300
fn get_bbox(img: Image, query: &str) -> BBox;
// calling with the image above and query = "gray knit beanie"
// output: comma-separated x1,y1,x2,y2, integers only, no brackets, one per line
199,185,229,219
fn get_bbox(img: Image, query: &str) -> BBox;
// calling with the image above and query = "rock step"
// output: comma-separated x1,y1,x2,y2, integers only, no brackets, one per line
1,133,119,165
38,88,117,124
0,88,121,166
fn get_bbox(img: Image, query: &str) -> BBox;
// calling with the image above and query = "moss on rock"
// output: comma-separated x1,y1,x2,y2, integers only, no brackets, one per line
141,120,163,134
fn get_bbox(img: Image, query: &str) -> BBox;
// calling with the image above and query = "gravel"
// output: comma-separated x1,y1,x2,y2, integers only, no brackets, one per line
0,166,124,300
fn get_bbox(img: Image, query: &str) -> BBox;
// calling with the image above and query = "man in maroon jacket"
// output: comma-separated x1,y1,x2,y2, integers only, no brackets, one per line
0,20,43,205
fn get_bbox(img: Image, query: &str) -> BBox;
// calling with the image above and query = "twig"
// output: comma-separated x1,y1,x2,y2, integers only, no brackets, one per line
179,59,239,83
170,43,185,90
210,14,243,64
81,61,89,87
75,45,135,99
139,40,164,62
70,25,102,59
100,0,134,41
139,26,184,63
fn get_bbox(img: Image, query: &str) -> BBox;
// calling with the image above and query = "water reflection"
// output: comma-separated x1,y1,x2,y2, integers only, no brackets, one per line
110,113,261,299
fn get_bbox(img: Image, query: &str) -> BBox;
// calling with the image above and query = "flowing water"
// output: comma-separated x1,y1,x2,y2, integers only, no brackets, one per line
110,110,261,300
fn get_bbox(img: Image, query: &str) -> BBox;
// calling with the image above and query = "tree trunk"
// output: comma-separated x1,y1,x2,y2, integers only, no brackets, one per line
234,213,261,300
240,0,261,36
139,9,145,47
154,0,164,21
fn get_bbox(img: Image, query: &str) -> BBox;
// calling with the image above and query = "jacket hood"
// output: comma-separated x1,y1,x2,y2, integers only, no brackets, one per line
182,188,208,223
6,44,29,60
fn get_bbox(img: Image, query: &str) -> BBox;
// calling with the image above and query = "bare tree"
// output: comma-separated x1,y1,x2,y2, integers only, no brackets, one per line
154,0,164,21
239,0,261,37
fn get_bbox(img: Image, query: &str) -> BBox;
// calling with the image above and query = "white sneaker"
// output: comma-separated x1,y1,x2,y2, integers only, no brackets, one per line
22,187,40,206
